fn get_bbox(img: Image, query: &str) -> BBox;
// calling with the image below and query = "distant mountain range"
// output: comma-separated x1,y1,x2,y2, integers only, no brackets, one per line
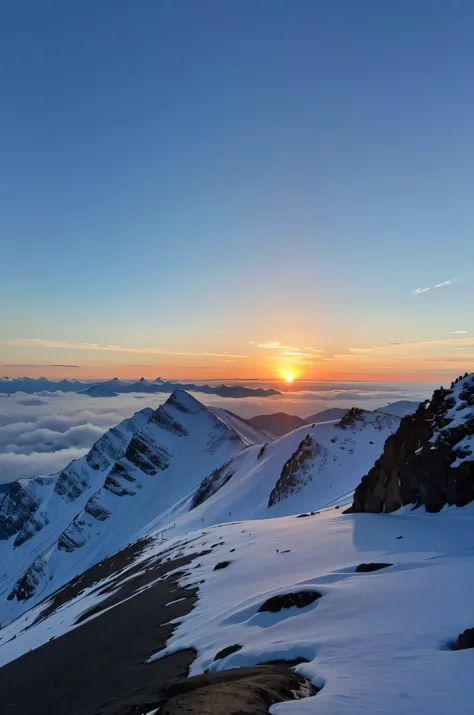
0,376,280,399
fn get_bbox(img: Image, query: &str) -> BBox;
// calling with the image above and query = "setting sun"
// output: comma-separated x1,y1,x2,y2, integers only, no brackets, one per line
285,374,294,384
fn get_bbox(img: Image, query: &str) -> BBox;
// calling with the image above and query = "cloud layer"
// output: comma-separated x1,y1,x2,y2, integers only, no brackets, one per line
0,382,435,484
0,392,167,484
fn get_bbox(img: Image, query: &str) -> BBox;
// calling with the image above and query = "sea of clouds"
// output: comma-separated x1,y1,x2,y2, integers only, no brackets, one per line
0,381,435,484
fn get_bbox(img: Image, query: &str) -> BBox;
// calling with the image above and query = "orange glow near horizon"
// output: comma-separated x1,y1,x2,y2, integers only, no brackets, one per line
2,334,474,384
0,358,468,384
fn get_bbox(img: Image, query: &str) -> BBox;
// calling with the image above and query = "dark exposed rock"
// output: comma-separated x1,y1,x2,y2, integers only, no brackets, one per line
58,527,86,552
124,435,171,475
191,459,236,509
156,665,318,715
214,560,231,571
258,590,322,613
355,563,393,573
13,510,49,547
84,496,111,521
8,556,47,601
151,406,189,436
351,376,474,514
452,628,474,650
257,444,267,459
104,474,136,497
337,407,365,429
269,435,323,507
260,657,309,667
0,482,40,540
213,643,242,661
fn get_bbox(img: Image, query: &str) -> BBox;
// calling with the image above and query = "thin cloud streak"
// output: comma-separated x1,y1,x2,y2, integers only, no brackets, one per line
251,341,300,350
348,336,474,356
4,363,81,369
411,277,457,295
411,287,431,295
4,339,246,359
281,351,323,359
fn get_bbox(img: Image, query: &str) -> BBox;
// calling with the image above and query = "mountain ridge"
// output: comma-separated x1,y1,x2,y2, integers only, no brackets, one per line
0,376,280,398
0,391,251,624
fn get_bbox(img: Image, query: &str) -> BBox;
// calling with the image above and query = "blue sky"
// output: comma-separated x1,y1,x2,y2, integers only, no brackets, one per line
2,0,474,381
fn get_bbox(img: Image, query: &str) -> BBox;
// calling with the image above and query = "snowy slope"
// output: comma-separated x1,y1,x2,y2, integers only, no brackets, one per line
156,409,401,537
3,506,474,715
0,391,246,626
154,507,474,715
210,407,274,444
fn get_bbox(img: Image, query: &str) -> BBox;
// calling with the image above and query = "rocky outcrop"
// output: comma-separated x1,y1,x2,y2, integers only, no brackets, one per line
351,374,474,513
190,458,236,509
355,563,392,573
213,644,242,661
258,590,322,613
452,628,474,650
0,482,41,540
268,435,326,507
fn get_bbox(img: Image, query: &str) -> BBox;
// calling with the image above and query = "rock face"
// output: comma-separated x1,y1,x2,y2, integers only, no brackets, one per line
258,590,322,613
452,628,474,651
351,373,474,513
268,434,327,507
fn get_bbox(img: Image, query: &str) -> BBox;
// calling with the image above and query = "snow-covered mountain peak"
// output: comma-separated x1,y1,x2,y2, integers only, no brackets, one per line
167,388,207,414
0,392,247,624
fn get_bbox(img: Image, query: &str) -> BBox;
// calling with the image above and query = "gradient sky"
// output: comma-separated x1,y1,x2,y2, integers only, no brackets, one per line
2,0,474,382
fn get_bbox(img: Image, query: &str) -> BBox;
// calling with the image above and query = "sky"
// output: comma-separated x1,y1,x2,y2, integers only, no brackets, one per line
2,0,474,383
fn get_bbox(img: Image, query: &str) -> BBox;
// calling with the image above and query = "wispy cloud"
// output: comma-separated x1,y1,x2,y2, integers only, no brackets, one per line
452,330,468,334
348,336,474,356
251,341,299,350
268,356,315,364
4,363,81,369
281,351,323,358
411,277,457,295
434,279,456,288
411,287,431,295
305,347,324,352
4,339,246,359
